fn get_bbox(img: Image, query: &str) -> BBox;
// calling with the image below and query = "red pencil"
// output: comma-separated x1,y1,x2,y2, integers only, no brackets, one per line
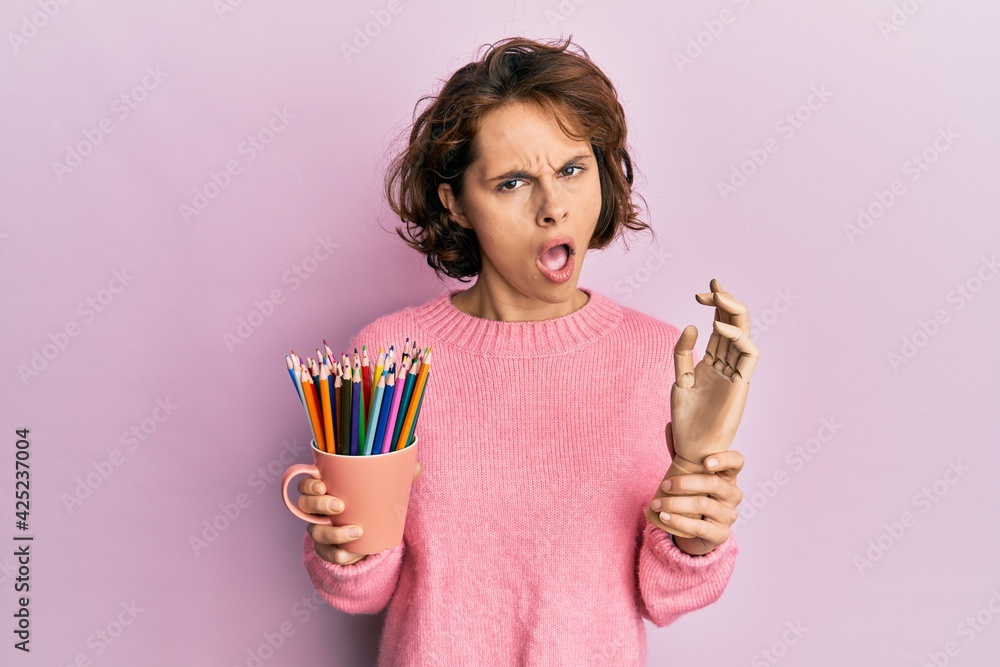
361,345,372,423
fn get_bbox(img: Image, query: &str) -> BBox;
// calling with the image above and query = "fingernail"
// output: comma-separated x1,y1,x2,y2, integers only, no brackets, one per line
659,512,671,522
651,499,661,510
328,499,344,513
348,527,362,538
706,457,718,469
661,479,672,491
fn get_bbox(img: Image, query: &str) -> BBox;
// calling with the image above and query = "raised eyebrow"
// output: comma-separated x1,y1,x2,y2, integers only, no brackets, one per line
488,154,593,183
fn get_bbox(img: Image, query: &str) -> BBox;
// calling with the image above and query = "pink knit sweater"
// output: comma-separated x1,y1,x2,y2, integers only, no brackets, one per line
302,287,739,665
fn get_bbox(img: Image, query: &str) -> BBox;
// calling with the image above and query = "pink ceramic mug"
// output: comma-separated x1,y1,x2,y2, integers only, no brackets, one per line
280,436,419,555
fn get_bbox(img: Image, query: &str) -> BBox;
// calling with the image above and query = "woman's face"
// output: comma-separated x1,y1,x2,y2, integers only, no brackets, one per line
437,101,602,317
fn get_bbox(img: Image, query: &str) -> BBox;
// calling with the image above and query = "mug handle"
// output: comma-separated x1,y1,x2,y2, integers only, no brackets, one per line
281,464,334,525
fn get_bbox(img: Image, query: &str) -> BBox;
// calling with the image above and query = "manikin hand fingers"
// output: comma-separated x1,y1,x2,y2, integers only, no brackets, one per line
714,321,760,382
712,291,750,337
709,281,735,368
696,280,729,364
673,326,697,389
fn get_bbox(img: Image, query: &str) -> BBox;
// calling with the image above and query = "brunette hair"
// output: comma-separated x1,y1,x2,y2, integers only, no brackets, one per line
384,35,652,282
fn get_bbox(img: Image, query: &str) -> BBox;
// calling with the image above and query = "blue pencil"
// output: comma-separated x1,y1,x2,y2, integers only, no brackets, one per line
362,375,386,456
372,371,395,455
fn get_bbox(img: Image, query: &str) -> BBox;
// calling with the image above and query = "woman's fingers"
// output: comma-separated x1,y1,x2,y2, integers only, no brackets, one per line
298,492,345,516
308,522,365,548
660,468,743,507
673,326,698,388
297,477,326,496
314,541,367,566
657,494,738,527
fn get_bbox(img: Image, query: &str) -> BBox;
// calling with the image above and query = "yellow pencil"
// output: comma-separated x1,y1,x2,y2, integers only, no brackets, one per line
371,346,385,403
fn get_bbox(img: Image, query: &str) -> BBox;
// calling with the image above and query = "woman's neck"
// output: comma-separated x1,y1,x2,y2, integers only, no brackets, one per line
450,279,590,322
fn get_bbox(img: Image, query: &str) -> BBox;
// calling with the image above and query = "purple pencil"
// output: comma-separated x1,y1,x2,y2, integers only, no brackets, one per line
381,362,407,454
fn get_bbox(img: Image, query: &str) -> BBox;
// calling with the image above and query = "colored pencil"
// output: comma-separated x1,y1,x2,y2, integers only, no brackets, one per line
333,372,343,454
373,370,396,455
361,346,372,423
391,360,419,451
371,347,385,403
300,368,325,452
350,365,361,456
319,364,334,454
382,362,406,454
355,361,366,451
285,355,304,405
341,364,352,455
400,349,431,449
363,375,386,456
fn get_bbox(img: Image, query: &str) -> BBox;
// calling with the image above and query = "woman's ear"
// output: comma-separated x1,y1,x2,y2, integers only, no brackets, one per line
437,183,471,230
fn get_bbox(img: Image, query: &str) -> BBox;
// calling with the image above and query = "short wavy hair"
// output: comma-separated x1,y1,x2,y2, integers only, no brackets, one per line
383,35,652,282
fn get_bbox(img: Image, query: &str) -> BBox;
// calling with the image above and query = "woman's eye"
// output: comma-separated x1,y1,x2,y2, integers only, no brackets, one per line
497,166,584,193
498,179,524,192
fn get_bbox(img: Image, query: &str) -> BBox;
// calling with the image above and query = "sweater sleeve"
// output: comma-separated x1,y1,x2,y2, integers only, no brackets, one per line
302,531,405,615
635,520,739,628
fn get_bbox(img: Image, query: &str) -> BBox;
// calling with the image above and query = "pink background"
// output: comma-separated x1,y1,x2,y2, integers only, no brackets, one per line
3,1,999,665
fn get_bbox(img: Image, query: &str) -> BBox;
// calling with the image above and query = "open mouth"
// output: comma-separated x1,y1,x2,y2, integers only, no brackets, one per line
537,236,576,282
538,236,576,269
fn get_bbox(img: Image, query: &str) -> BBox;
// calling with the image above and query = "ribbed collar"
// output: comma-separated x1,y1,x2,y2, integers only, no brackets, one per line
414,287,623,357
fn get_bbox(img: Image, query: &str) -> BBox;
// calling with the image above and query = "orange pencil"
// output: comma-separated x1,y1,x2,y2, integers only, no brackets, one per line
393,358,421,451
300,367,326,452
319,364,334,454
399,349,431,449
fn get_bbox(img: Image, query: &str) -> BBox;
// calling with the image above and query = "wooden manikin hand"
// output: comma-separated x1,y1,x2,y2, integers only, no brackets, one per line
645,279,760,541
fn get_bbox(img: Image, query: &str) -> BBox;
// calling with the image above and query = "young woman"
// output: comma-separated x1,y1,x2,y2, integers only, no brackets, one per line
296,35,758,665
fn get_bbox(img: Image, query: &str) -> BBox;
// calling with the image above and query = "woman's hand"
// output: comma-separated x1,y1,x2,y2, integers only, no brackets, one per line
302,461,422,566
650,449,744,555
